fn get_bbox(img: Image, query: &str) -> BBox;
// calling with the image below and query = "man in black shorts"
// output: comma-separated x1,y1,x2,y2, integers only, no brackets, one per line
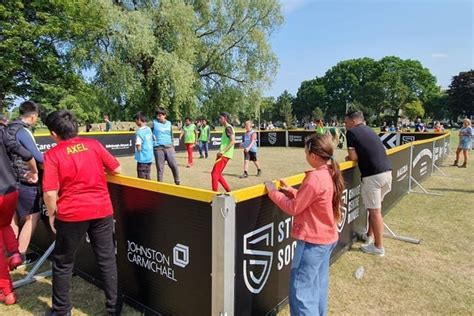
6,101,43,263
345,111,392,257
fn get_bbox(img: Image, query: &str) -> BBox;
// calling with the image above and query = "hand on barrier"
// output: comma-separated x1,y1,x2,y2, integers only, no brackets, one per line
264,181,276,192
279,179,296,199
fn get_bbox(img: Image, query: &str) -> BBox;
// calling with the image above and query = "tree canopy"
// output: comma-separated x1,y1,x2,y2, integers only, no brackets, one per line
1,0,283,122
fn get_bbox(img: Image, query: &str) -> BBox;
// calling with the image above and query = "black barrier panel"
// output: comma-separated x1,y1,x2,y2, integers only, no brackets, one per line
433,138,446,167
381,147,411,216
400,133,441,145
36,133,135,157
109,184,212,315
411,142,434,183
287,131,314,147
234,167,367,315
30,217,106,288
258,131,287,147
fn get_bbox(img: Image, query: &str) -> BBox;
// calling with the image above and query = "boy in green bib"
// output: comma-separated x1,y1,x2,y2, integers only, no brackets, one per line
211,112,235,192
198,119,211,158
180,117,198,167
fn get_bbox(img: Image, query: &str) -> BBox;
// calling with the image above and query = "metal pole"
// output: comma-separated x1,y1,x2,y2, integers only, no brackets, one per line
211,194,236,316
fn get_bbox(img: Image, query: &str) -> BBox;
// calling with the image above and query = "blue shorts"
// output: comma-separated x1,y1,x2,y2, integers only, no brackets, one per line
17,184,41,217
459,138,472,150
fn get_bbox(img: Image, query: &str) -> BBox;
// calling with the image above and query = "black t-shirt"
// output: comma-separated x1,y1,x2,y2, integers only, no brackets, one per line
346,124,391,177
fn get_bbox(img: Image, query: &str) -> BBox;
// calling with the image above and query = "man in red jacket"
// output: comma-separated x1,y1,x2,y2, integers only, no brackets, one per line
42,110,122,315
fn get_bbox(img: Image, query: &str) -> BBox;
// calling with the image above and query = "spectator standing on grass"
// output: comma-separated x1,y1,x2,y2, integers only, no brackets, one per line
239,120,262,178
198,119,211,159
0,121,38,305
265,133,343,316
152,108,180,185
345,110,392,257
180,117,198,168
42,110,122,316
133,112,154,180
452,118,472,168
211,112,235,192
6,101,43,265
104,115,112,132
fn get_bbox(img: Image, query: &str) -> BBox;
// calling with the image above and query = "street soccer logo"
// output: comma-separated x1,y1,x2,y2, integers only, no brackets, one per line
268,132,277,145
337,189,348,233
243,223,274,294
402,136,415,144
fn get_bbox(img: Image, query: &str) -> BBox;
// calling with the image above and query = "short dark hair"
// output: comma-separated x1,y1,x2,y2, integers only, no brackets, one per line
345,110,364,121
45,110,78,140
133,111,148,122
184,117,191,122
19,101,40,117
202,118,207,123
155,107,167,116
219,112,230,122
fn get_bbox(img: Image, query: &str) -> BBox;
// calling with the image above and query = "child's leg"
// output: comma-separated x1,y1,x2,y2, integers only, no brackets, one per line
0,232,14,296
198,141,204,158
204,142,209,158
211,157,231,192
317,243,336,315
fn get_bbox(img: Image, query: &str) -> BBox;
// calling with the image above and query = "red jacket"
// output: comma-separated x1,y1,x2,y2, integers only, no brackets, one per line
268,165,339,245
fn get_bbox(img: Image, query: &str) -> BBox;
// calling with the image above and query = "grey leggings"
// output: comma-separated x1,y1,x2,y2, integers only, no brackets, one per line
153,147,180,184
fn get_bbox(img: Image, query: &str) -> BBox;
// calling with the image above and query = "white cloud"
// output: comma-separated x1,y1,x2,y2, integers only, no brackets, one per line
431,53,448,58
281,0,314,14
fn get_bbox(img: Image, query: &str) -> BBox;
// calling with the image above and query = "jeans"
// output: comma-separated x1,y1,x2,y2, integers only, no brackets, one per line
289,240,337,316
52,216,121,315
153,147,180,184
198,140,209,158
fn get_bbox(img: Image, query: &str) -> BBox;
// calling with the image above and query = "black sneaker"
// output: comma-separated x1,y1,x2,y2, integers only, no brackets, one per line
257,169,262,177
20,252,40,266
239,172,248,179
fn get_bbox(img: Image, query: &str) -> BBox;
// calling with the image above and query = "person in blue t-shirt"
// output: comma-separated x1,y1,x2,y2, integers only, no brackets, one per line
239,121,262,178
152,108,180,185
133,112,154,180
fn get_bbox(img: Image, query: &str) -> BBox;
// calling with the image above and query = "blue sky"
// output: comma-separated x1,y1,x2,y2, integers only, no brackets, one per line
266,0,473,97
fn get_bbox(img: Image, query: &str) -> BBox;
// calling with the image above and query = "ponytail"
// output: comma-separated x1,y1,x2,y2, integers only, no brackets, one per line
330,158,344,222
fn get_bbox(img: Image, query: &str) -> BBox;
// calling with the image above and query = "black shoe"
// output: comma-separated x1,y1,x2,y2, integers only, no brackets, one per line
46,309,71,316
256,169,262,177
239,172,248,179
175,181,181,185
21,252,40,266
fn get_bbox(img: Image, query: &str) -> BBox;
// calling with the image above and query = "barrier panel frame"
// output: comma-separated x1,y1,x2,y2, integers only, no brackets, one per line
29,132,450,316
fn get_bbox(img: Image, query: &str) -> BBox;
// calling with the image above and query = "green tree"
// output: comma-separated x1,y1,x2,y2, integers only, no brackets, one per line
424,91,450,120
293,77,327,122
85,0,283,120
275,90,294,127
312,107,324,120
447,70,474,118
0,0,106,113
403,100,425,120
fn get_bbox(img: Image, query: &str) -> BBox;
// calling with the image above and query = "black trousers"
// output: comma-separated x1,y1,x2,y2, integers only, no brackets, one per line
52,216,121,315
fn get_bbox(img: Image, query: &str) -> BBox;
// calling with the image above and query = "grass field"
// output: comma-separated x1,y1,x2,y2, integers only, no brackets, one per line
2,134,473,315
116,146,347,191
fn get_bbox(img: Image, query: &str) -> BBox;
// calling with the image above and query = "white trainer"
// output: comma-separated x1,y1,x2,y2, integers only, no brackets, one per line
362,235,374,247
361,243,385,257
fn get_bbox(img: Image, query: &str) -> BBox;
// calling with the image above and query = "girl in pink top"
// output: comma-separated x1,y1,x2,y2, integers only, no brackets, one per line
265,133,344,316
